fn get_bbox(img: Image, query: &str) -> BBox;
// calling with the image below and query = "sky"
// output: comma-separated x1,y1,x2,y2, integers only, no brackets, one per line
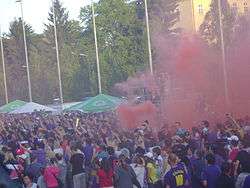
0,0,92,34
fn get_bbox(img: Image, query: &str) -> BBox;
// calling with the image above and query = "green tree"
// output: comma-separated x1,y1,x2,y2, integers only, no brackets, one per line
45,0,70,45
145,0,181,72
28,35,59,103
4,18,34,102
199,0,236,49
79,0,148,93
148,0,181,35
44,0,82,102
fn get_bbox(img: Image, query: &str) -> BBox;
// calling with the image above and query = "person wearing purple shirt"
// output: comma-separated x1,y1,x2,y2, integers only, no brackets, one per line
83,139,93,167
207,130,217,145
191,150,206,188
164,153,190,188
214,153,224,167
242,176,250,188
201,154,221,188
31,142,47,167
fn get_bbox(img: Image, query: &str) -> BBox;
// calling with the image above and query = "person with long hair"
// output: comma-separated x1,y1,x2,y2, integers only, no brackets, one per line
43,158,60,188
97,158,114,188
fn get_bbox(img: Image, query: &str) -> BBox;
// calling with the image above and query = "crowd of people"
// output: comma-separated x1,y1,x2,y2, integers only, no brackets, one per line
0,111,250,188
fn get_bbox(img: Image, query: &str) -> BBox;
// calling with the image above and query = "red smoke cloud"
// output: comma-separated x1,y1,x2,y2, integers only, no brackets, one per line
117,101,157,129
116,17,250,129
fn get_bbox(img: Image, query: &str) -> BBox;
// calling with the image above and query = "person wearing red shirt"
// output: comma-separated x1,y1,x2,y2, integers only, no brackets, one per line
43,158,60,188
229,140,239,162
97,158,114,188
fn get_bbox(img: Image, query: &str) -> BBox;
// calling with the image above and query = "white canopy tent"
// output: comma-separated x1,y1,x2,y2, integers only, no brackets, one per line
10,102,56,114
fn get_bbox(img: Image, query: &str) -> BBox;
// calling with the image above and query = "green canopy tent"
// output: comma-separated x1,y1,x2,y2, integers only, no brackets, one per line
65,94,124,113
0,100,27,113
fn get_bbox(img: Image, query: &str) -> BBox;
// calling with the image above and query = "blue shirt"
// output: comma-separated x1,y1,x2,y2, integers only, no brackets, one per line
201,165,221,188
32,149,46,167
26,162,43,182
243,175,250,188
207,132,217,144
164,163,189,188
215,154,224,167
83,144,93,165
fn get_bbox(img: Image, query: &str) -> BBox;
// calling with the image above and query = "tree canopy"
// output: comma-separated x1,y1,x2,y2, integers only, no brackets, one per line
0,0,183,105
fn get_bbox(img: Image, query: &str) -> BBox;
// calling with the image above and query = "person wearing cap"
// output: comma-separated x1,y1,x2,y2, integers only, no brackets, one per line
164,153,189,188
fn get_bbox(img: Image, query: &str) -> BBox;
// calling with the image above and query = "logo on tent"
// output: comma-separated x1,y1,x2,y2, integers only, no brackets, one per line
94,101,108,106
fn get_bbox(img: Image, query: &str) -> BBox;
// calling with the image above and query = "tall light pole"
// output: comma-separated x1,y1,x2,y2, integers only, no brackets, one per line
52,0,64,108
16,0,32,102
144,0,153,74
92,1,102,94
218,0,230,106
191,0,196,31
0,27,8,104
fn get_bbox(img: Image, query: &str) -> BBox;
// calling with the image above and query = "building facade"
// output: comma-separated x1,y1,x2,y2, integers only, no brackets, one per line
178,0,249,32
228,0,249,15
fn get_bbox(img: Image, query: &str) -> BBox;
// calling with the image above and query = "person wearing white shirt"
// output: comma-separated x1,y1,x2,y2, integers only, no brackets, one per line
130,155,146,188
